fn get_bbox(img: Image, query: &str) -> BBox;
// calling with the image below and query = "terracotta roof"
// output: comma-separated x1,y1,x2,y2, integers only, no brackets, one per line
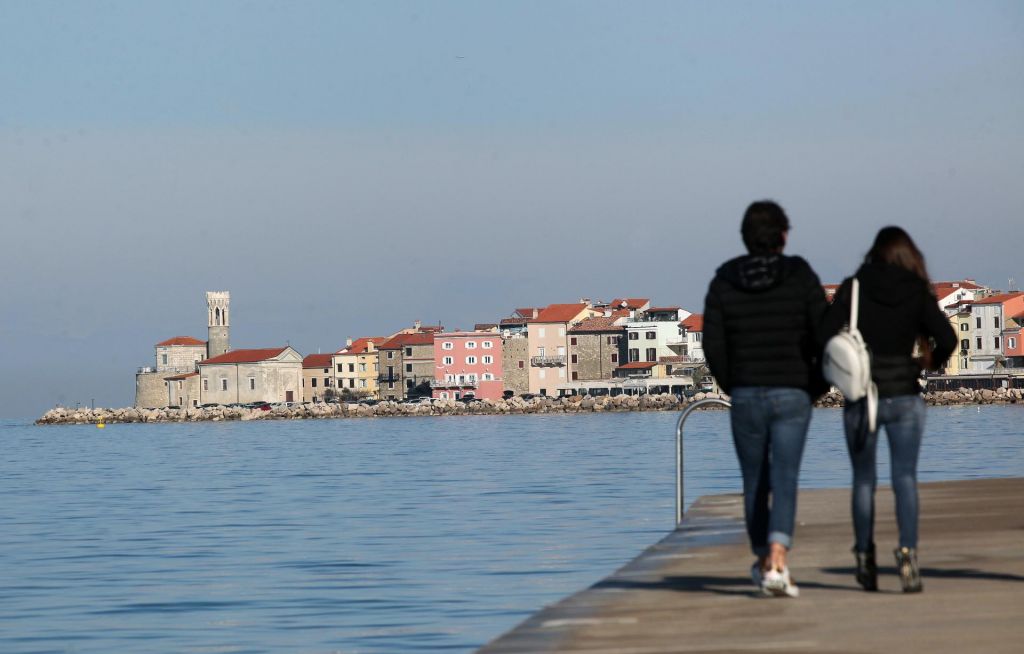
156,336,206,347
302,353,334,369
611,298,650,309
338,337,387,354
680,314,704,332
164,372,199,380
569,316,626,333
534,303,589,323
201,347,288,365
474,323,498,331
514,307,540,318
618,361,658,369
500,317,530,325
973,292,1024,306
647,306,680,313
379,332,436,349
658,355,690,364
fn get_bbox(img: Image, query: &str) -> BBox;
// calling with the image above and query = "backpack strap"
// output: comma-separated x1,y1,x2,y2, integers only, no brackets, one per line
850,277,860,332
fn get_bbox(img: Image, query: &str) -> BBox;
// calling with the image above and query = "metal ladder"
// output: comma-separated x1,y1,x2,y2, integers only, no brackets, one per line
675,398,732,526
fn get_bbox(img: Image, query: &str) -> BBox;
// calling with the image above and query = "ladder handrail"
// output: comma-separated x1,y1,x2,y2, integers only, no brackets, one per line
675,398,732,527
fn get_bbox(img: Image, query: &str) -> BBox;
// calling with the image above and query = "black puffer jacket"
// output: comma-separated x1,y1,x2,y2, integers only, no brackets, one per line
823,262,956,398
703,254,828,395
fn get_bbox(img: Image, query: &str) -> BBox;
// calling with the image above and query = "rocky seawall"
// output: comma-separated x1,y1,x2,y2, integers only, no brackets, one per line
35,387,1021,425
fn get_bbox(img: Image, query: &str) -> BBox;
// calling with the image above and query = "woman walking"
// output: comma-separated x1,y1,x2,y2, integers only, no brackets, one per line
824,227,956,592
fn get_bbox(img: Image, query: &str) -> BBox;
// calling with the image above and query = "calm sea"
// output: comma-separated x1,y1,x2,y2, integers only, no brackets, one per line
2,406,1022,653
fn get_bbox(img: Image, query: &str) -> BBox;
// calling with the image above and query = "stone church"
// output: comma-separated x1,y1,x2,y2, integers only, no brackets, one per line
134,291,232,408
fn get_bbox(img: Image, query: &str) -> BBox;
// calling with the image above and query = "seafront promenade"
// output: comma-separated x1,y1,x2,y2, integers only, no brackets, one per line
480,477,1024,653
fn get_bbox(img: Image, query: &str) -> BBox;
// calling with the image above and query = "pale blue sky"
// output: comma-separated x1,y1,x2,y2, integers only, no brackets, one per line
2,1,1022,417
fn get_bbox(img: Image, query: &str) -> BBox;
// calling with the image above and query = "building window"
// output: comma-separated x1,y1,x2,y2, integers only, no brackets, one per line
203,378,209,391
571,354,578,364
388,381,395,389
539,369,546,379
324,378,330,387
558,327,565,337
607,335,617,345
646,348,657,361
358,379,367,388
960,323,969,332
359,363,367,372
337,364,343,372
348,363,355,373
570,337,577,346
466,341,477,349
247,378,254,390
406,363,413,373
572,371,579,380
977,337,983,349
629,348,639,362
482,341,493,349
440,392,449,400
1010,337,1017,350
994,337,1000,349
536,327,545,337
443,356,454,365
961,339,970,351
483,355,493,364
177,380,182,390
466,356,477,365
976,317,982,329
611,353,618,363
349,379,355,388
695,333,702,342
994,317,1000,329
646,331,656,340
482,373,493,381
406,379,414,388
442,341,454,350
628,332,638,340
221,379,228,391
518,360,525,369
387,366,394,378
311,378,317,388
387,351,394,359
405,347,413,357
162,354,168,365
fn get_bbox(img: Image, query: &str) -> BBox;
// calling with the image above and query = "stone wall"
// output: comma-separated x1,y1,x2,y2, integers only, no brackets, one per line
502,335,529,395
572,333,621,381
135,372,169,408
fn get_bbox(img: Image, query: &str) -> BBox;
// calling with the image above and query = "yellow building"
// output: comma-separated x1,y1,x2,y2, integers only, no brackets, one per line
332,337,387,398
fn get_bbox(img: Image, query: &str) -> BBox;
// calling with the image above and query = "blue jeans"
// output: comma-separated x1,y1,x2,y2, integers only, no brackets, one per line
844,394,925,550
729,387,812,557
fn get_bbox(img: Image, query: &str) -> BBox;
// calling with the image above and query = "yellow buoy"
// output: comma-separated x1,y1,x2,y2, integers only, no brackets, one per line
97,423,106,429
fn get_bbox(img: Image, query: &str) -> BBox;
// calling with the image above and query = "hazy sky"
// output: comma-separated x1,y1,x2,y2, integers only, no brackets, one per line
2,1,1022,418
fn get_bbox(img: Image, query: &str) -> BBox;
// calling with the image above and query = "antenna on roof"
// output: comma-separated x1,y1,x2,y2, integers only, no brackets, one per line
1010,278,1017,292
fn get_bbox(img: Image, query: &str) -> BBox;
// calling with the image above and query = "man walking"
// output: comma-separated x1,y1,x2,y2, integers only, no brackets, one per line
703,200,827,597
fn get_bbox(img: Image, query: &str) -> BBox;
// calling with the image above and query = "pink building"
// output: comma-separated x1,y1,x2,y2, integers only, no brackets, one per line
432,331,504,400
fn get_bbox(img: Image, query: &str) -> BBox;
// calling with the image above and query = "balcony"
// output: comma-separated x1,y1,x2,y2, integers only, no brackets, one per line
377,374,402,383
531,355,566,367
431,378,479,388
138,366,157,374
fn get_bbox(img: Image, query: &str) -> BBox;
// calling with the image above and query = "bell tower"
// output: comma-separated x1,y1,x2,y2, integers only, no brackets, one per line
206,291,231,359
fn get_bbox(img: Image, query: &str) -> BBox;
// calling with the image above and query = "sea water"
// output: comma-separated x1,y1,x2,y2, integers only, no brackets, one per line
2,405,1021,652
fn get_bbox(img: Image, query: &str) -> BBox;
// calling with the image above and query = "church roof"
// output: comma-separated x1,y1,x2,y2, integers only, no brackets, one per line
156,336,206,347
200,347,290,365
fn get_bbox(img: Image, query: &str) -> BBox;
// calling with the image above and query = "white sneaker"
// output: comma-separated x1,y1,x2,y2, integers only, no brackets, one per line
763,566,800,598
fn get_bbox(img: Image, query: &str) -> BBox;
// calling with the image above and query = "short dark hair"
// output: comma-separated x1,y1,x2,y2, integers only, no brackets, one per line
741,201,790,255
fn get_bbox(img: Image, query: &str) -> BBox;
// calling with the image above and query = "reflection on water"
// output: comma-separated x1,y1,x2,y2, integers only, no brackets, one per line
1,406,1021,652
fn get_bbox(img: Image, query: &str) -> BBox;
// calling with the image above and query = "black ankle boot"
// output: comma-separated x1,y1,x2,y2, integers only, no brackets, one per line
852,545,878,591
894,547,923,593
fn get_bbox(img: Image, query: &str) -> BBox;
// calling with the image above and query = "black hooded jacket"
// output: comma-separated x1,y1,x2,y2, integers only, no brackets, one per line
703,254,828,394
823,262,957,398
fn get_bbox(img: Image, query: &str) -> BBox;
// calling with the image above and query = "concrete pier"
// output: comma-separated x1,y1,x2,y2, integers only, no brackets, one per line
479,477,1024,653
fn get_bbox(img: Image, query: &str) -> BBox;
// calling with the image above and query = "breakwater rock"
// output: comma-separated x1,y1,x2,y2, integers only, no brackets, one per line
34,387,1020,425
36,392,721,425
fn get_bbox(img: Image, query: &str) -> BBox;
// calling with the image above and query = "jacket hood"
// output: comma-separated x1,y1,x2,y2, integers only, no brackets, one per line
716,254,805,292
855,262,929,306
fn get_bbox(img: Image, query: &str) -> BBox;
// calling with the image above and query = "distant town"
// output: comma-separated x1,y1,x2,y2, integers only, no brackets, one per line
135,283,1024,410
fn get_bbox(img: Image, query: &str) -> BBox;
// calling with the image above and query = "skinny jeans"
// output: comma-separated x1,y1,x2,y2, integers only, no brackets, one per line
844,394,925,551
729,387,812,557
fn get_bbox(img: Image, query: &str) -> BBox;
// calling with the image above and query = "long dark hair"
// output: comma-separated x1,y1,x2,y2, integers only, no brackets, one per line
865,226,935,368
866,226,930,281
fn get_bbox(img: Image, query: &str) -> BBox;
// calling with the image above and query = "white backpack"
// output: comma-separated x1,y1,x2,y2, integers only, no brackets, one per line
823,278,877,432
